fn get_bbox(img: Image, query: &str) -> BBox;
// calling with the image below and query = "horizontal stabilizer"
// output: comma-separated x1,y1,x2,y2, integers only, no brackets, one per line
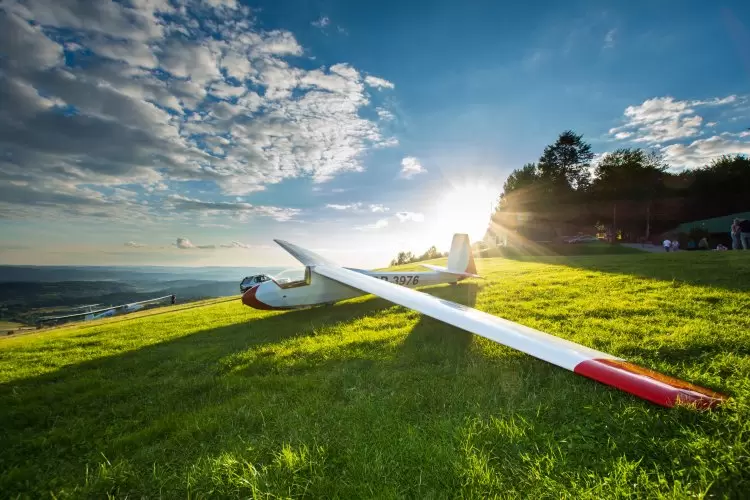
420,263,481,278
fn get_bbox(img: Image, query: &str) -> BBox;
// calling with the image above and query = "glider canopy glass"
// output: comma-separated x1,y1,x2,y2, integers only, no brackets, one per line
268,266,312,289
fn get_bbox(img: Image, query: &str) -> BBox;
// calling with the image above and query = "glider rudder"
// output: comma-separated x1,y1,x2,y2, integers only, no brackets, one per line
446,233,478,275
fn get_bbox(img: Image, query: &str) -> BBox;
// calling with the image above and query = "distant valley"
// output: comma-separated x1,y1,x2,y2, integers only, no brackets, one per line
0,265,287,327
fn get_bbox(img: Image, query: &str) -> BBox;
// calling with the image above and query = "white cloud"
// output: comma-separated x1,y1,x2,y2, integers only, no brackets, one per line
395,211,425,223
221,50,255,81
609,95,740,145
609,94,750,168
0,0,398,224
0,11,64,70
326,202,389,213
175,237,215,249
326,203,362,210
158,40,222,84
89,36,159,68
376,107,395,121
210,100,240,120
203,0,238,8
604,29,616,49
312,16,330,28
176,237,194,249
364,75,395,90
5,0,170,43
168,195,300,221
220,241,253,249
692,95,737,106
399,157,427,179
210,81,247,99
124,241,146,248
662,135,750,169
356,218,389,230
251,30,303,57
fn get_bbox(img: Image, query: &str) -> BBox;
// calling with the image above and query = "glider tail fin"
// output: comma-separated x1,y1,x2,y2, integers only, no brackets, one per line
446,233,477,275
421,233,480,277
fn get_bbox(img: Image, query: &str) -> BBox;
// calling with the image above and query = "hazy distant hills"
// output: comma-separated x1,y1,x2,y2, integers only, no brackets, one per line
0,265,286,283
0,265,290,324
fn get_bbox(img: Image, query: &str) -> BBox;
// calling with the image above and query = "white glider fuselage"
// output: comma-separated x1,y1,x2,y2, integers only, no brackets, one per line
243,268,465,310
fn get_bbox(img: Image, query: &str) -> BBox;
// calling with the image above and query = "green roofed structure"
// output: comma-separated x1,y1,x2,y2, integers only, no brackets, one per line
674,212,750,235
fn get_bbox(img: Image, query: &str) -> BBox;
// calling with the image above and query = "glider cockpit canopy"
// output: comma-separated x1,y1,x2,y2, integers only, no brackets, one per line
240,267,312,292
266,266,311,289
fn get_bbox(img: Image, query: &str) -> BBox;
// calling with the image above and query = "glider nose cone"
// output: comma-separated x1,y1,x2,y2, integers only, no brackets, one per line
242,284,274,310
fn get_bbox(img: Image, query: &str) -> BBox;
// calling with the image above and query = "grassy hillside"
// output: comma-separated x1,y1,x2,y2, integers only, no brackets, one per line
0,321,23,333
1,253,749,498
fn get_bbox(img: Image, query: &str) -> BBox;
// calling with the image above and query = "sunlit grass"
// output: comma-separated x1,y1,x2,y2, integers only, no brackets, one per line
1,252,749,497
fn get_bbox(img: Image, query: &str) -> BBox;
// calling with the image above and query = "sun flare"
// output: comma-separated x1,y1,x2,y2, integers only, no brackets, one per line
428,182,501,245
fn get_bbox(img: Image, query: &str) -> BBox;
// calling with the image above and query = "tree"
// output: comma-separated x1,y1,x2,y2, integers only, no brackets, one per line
495,163,541,213
687,154,750,220
537,130,594,190
390,251,412,267
490,131,750,248
591,148,666,239
418,245,441,261
389,246,444,267
502,163,540,196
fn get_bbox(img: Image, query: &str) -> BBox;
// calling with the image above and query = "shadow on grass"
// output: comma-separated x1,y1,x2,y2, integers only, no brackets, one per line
499,250,750,293
396,282,477,368
0,283,744,497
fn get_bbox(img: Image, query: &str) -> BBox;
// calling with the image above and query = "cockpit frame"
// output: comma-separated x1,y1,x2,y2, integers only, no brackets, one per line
270,266,312,289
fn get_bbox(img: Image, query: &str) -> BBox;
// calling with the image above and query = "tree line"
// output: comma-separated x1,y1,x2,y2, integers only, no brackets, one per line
389,245,447,267
493,130,750,243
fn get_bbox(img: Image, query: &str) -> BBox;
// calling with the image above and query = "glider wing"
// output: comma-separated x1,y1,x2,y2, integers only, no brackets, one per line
311,263,726,409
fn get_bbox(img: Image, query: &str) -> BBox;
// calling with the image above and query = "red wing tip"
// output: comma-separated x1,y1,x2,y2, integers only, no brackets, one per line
574,359,728,409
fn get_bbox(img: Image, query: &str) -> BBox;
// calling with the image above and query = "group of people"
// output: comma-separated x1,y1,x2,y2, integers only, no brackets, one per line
662,239,681,252
662,238,710,251
662,218,750,252
731,218,750,250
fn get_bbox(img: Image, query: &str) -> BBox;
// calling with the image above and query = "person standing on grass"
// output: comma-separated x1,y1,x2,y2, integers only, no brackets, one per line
740,219,750,250
663,238,672,252
731,219,742,250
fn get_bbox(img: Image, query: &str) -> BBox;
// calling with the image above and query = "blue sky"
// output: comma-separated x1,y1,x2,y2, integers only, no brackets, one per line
1,0,749,268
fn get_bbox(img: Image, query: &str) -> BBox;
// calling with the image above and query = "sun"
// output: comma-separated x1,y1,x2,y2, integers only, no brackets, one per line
427,182,500,244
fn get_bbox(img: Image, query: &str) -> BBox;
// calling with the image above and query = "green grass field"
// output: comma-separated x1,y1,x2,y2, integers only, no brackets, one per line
1,253,750,498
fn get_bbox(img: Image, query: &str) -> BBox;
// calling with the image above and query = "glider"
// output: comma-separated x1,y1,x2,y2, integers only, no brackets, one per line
241,234,727,409
241,233,479,310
